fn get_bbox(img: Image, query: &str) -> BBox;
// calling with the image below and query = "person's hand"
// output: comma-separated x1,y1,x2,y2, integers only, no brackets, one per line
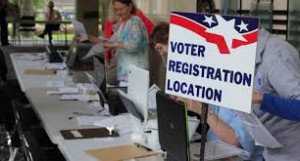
252,91,264,104
75,33,87,43
88,35,101,44
186,99,202,114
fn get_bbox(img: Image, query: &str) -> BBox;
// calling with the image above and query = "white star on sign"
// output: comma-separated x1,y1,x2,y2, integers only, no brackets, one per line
203,15,216,27
205,15,246,53
237,21,249,32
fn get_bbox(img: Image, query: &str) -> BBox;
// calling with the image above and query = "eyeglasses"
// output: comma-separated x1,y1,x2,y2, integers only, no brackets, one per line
114,6,127,13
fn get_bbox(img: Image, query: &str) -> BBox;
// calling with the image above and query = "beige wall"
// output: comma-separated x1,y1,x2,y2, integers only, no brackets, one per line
76,0,99,35
136,0,197,23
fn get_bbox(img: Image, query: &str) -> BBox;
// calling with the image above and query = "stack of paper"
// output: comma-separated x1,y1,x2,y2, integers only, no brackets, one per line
190,140,250,160
94,114,143,134
16,53,45,61
47,87,79,95
45,62,67,70
237,112,283,148
47,81,65,88
76,116,109,126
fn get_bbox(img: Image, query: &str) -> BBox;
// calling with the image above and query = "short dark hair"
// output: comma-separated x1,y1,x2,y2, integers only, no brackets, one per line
112,0,137,14
150,22,170,48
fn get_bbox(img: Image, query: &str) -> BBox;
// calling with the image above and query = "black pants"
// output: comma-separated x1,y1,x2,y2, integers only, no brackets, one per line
42,23,60,44
0,87,14,132
0,10,9,45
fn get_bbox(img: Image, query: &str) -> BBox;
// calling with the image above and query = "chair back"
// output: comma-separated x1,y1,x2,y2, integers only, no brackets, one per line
22,131,43,161
19,16,35,28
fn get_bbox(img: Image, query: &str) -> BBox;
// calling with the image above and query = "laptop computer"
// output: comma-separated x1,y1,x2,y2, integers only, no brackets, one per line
118,89,144,122
66,41,94,71
156,91,190,161
127,65,149,122
156,91,249,161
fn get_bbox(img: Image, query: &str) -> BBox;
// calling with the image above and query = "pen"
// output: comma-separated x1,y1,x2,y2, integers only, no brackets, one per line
135,143,152,151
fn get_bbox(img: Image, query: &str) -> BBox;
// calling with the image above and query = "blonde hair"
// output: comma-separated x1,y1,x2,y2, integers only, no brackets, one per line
107,0,119,22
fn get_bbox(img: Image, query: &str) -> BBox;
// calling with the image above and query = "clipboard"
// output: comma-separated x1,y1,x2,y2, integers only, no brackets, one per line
85,144,159,161
60,128,119,140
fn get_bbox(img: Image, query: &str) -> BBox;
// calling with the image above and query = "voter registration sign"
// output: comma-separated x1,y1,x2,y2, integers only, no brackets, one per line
165,12,259,113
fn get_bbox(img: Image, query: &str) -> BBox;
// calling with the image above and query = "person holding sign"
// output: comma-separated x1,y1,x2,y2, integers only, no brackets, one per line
253,92,300,121
150,22,260,161
252,28,300,161
88,0,149,84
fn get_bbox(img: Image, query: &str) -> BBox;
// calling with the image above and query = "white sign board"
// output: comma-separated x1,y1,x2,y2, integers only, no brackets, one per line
165,12,259,113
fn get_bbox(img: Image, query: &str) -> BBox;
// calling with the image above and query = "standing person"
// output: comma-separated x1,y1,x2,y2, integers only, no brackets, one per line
253,28,300,161
38,1,61,45
89,0,149,84
0,0,10,46
103,0,154,85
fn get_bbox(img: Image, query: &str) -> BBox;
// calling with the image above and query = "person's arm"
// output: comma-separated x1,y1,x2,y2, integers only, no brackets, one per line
186,100,240,147
206,110,240,147
120,17,147,53
254,92,300,121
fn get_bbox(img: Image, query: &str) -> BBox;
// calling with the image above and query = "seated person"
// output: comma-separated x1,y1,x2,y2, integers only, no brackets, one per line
38,1,61,45
150,22,262,161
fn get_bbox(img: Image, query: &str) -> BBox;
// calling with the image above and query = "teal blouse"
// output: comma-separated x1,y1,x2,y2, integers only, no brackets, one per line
111,15,149,82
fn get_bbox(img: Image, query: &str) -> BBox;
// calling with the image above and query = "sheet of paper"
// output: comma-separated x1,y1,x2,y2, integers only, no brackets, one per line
76,116,108,126
81,45,104,60
190,140,250,160
237,112,283,148
47,81,65,88
76,83,98,94
45,62,67,70
94,114,142,134
72,20,88,40
87,102,102,110
59,87,80,94
15,53,45,61
148,84,161,109
47,88,79,95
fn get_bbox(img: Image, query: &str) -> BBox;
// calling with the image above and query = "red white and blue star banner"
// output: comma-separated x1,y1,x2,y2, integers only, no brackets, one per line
165,12,259,113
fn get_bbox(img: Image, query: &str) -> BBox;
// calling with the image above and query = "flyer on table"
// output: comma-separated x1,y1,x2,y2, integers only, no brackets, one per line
165,12,259,113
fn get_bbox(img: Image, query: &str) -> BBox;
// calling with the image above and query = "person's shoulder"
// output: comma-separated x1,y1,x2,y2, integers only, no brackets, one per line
131,15,142,22
259,29,299,59
268,36,299,58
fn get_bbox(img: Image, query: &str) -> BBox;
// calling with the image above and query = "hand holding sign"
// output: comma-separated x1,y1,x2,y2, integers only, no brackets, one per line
186,99,203,115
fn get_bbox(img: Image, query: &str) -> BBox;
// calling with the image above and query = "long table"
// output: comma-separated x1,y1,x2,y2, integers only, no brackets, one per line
11,52,163,161
10,52,67,92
